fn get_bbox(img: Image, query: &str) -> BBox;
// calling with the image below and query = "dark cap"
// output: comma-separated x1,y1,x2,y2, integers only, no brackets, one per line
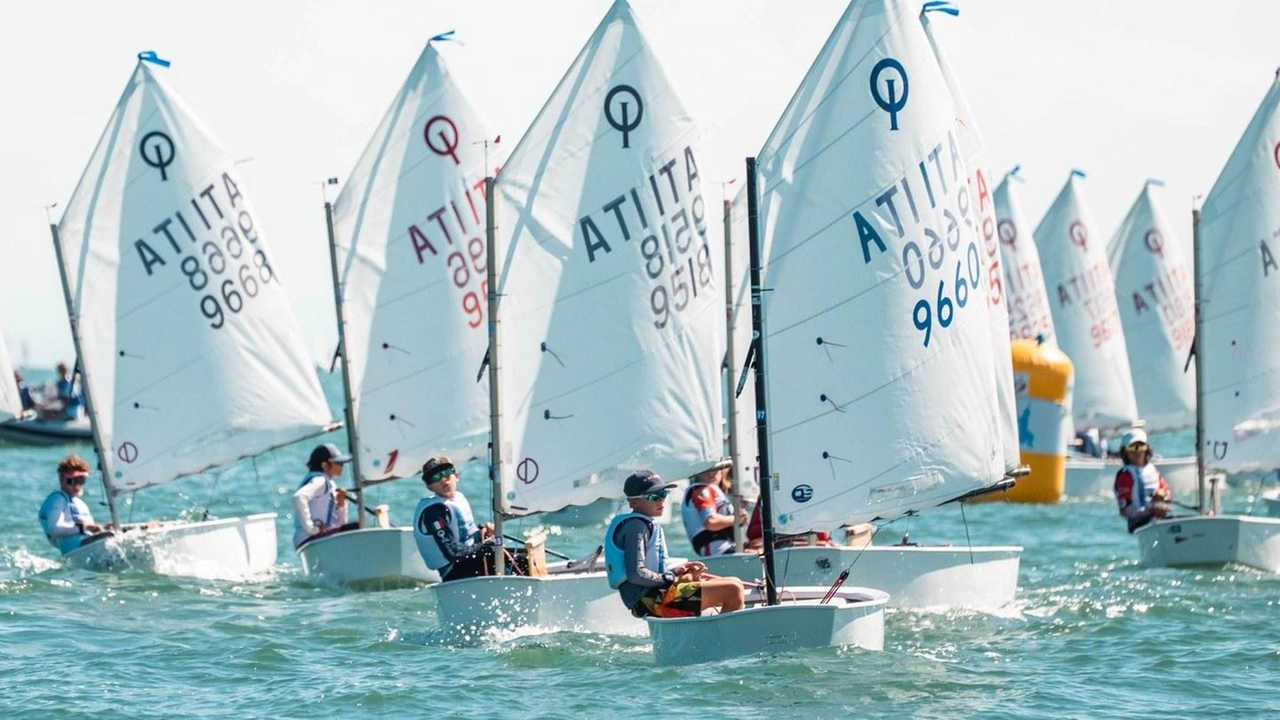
308,443,352,467
422,456,457,484
624,470,677,498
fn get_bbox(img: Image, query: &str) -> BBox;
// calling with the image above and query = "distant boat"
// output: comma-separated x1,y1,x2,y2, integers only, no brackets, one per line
50,54,335,579
649,0,1017,664
994,169,1056,345
1135,69,1280,573
0,416,93,446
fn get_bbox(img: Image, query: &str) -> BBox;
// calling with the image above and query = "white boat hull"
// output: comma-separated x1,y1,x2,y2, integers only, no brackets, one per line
1063,455,1198,499
297,527,439,589
646,586,888,666
62,513,278,580
703,545,1021,610
430,566,641,637
1135,514,1280,572
0,416,93,446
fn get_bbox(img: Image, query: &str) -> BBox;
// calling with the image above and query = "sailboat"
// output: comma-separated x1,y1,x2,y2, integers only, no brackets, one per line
1098,181,1198,497
706,184,1020,611
648,0,1015,664
1135,70,1280,572
1033,171,1146,497
50,53,336,579
428,0,728,636
994,169,1056,345
300,39,497,589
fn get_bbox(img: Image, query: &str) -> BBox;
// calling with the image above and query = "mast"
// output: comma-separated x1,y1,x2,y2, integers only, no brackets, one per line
485,176,506,576
323,201,366,525
49,223,119,527
745,157,778,605
1192,207,1206,514
723,197,745,552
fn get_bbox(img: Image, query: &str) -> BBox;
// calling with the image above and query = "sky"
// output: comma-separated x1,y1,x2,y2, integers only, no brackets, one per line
1,0,1277,368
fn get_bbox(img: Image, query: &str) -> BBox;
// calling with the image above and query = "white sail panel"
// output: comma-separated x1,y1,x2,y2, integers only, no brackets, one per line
1199,75,1280,472
333,43,495,481
994,174,1056,344
1033,174,1138,430
757,0,1005,533
0,328,19,421
56,63,332,494
726,184,759,501
921,8,1019,475
495,0,723,513
1106,183,1195,432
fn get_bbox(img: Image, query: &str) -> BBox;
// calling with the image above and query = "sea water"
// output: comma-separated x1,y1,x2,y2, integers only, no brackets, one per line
2,376,1278,717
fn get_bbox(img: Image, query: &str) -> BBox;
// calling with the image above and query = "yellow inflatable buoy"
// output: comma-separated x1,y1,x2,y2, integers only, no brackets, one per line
1002,337,1073,503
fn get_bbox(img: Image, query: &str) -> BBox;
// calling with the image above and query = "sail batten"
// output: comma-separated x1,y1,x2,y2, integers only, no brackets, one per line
56,62,332,495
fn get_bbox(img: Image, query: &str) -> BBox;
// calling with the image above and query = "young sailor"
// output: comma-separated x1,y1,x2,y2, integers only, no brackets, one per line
1113,428,1173,533
681,458,747,557
292,443,352,548
412,456,500,581
38,455,109,554
605,470,744,618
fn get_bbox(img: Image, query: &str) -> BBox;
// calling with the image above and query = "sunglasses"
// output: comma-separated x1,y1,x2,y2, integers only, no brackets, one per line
62,476,87,486
428,467,457,483
641,490,669,502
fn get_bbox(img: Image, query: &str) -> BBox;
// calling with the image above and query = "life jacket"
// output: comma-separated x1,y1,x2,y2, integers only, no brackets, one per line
1121,463,1163,508
293,471,338,547
604,512,667,589
37,490,90,554
412,493,479,571
681,481,735,553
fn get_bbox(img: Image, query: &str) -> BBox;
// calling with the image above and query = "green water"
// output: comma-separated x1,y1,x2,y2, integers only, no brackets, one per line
3,415,1279,717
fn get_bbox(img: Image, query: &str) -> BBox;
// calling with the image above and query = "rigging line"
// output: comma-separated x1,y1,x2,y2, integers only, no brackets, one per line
960,501,975,565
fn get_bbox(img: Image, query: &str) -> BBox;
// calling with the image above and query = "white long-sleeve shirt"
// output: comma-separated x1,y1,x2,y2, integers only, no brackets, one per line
292,472,347,549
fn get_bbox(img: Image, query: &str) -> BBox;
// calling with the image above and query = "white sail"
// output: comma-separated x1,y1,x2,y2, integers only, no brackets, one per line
994,173,1056,344
332,43,495,481
920,6,1019,475
495,0,723,514
0,330,19,421
726,184,759,500
1107,182,1195,432
757,0,1005,534
1033,173,1138,430
1199,74,1280,472
56,62,332,495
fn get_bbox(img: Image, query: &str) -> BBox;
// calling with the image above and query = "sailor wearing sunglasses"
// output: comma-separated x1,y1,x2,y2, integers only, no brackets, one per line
38,454,110,554
604,470,744,618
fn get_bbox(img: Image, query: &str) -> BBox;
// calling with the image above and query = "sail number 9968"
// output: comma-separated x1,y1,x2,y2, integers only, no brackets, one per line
178,210,274,329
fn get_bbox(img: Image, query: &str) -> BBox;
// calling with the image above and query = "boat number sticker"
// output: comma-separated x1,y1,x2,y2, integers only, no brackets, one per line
517,457,539,485
423,115,460,165
604,84,643,148
117,442,139,464
791,484,813,503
